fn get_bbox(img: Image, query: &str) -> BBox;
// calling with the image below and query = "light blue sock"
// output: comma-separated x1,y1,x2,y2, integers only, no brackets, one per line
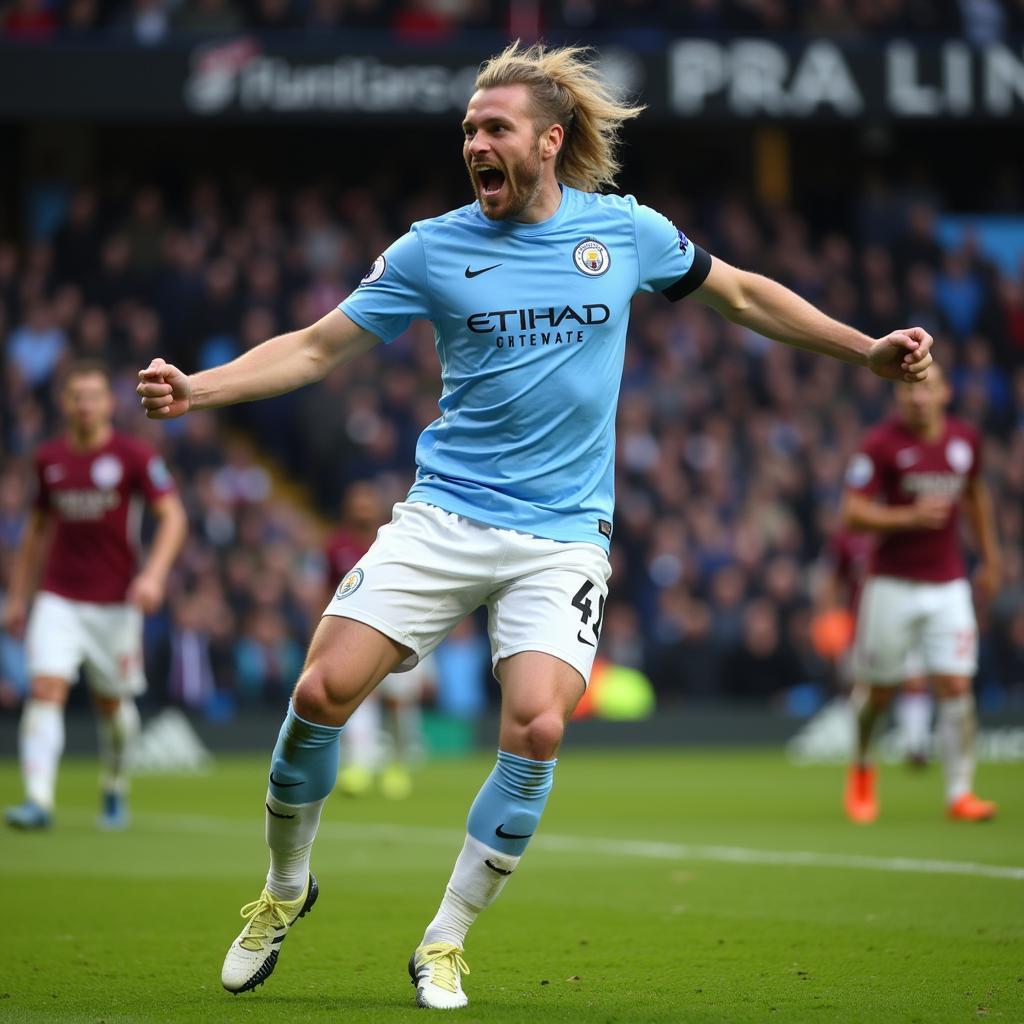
466,749,557,857
265,704,344,900
268,703,343,804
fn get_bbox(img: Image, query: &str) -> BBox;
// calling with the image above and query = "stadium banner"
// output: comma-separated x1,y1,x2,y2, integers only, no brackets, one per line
1,37,1023,120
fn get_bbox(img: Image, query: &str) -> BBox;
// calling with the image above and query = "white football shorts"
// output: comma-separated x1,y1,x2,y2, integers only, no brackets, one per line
323,502,612,684
853,576,977,685
25,590,146,698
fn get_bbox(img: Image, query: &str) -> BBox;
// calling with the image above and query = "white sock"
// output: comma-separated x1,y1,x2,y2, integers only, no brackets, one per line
421,835,520,948
97,699,140,796
20,699,65,811
937,694,976,803
896,690,933,756
265,791,326,900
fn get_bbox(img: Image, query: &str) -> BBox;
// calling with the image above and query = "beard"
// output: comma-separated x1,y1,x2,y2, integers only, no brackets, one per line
468,143,544,221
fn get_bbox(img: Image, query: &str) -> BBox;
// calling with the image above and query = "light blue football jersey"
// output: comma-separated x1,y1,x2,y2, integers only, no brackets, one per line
338,185,709,551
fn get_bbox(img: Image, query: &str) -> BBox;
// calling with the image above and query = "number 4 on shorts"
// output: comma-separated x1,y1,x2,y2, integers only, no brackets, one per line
572,581,605,646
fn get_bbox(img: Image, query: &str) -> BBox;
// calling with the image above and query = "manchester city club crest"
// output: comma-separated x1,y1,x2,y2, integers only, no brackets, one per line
335,568,364,599
572,238,610,277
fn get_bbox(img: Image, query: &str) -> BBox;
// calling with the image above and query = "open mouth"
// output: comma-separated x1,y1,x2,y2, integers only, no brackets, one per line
475,165,506,198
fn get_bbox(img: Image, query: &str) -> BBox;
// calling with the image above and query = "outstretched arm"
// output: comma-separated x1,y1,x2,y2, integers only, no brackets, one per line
137,309,379,418
693,257,933,382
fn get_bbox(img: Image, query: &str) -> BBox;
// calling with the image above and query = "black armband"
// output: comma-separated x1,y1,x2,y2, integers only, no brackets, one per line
662,245,712,302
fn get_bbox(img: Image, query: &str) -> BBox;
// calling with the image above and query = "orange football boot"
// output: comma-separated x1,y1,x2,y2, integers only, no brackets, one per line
844,764,879,824
947,793,997,822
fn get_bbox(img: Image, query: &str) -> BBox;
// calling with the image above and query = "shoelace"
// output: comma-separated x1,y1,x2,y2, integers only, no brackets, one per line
418,943,470,994
237,890,294,952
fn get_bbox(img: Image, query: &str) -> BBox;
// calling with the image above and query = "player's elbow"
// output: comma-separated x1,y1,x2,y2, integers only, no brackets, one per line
300,324,335,377
715,273,756,322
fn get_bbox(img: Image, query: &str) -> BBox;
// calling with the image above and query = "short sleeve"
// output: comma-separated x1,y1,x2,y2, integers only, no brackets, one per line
633,202,711,300
133,443,176,502
338,229,432,344
142,453,176,501
845,436,884,497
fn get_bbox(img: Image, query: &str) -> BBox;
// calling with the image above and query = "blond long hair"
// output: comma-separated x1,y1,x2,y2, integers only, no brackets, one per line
475,41,645,193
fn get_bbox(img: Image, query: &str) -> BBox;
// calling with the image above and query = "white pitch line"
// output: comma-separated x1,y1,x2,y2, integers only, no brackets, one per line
131,812,1024,882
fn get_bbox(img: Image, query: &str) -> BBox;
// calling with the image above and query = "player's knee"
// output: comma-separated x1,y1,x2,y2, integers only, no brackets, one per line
30,676,69,705
870,686,896,709
292,661,362,724
94,695,120,717
934,675,971,699
514,711,564,760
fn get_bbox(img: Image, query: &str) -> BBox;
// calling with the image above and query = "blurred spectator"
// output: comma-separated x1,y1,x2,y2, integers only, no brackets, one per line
6,300,68,393
720,599,805,700
111,0,172,43
174,0,244,32
234,607,304,703
0,0,994,37
2,0,58,38
935,249,986,340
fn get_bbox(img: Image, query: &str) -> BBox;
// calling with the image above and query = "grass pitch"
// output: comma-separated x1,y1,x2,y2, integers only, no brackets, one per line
2,747,1022,1023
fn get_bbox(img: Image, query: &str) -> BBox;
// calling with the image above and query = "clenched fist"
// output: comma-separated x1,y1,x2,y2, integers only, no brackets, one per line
137,359,192,419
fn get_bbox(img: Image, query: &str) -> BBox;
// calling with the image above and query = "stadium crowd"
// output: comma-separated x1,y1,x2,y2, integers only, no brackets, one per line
1,171,1023,720
2,0,1023,43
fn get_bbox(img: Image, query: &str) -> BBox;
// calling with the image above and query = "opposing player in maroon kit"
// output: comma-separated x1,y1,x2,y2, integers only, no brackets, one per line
3,362,187,830
817,528,933,766
841,365,1000,823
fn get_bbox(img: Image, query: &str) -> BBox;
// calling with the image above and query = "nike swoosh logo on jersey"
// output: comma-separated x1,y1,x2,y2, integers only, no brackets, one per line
495,824,532,840
269,772,303,788
465,263,501,278
577,631,596,647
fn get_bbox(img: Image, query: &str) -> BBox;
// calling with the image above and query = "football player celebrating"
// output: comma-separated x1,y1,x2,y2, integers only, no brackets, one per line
139,43,933,1010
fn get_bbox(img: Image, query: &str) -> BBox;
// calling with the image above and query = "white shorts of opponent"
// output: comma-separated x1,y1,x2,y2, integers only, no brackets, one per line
323,502,612,685
853,576,977,685
25,591,146,698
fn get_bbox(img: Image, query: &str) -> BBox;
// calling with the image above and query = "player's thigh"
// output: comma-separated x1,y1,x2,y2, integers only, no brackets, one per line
496,650,587,758
295,614,411,720
80,603,146,699
920,579,978,679
323,502,495,670
25,592,88,686
853,577,921,685
488,538,611,687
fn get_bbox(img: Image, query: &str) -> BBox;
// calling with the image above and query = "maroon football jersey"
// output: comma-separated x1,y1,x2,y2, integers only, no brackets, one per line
34,432,177,603
845,415,979,582
324,526,372,586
